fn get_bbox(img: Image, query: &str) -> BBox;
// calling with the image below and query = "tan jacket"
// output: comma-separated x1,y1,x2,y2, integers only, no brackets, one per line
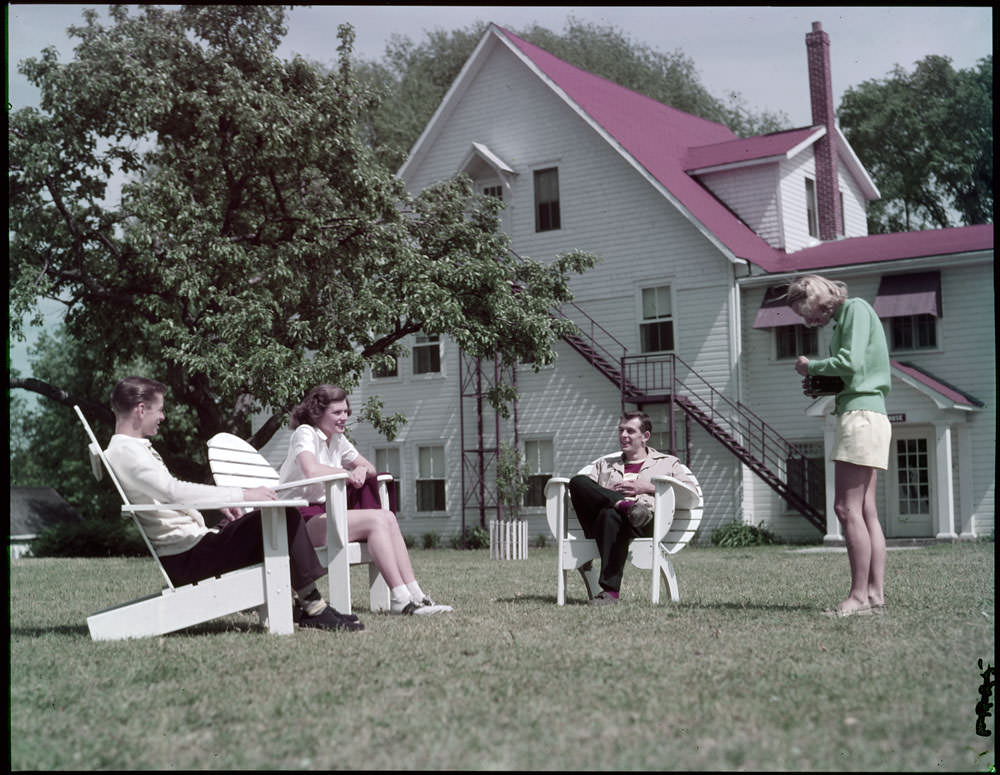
589,447,697,510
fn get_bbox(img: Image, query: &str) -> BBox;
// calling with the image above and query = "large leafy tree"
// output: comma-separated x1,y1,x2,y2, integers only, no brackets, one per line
359,17,789,170
9,6,595,462
838,54,993,233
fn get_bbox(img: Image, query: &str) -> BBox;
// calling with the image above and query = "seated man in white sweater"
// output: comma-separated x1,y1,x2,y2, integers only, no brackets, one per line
104,376,360,632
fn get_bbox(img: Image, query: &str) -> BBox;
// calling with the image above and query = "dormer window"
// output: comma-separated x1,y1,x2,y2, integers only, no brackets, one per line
805,178,819,238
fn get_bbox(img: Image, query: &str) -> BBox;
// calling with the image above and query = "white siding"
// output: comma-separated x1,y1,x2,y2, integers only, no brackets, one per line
739,260,995,539
697,163,783,248
778,151,822,253
261,38,993,547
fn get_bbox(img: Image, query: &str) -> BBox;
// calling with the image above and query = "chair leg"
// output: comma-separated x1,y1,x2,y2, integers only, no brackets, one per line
368,564,390,612
660,552,680,603
327,551,353,615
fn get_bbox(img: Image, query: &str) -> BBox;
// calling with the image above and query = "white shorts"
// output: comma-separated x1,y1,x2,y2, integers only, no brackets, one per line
832,410,891,470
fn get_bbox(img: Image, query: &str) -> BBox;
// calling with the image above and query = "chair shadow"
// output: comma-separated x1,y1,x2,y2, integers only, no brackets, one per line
11,616,267,640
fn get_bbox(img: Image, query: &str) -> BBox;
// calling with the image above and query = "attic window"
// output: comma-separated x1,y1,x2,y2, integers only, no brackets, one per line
534,168,561,232
805,178,818,238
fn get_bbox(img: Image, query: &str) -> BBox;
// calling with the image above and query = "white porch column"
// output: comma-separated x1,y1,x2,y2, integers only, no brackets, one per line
821,419,842,544
933,422,958,541
957,426,977,540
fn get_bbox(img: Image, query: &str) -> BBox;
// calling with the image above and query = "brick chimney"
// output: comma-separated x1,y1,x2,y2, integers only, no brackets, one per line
805,21,842,240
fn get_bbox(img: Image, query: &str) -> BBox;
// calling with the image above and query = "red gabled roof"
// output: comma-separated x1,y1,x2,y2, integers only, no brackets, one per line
499,27,784,266
497,27,994,273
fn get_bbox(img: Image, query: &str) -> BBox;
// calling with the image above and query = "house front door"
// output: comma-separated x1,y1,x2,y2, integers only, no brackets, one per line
886,429,934,538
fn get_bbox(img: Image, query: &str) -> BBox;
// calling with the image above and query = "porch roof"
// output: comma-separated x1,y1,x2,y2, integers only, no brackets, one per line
890,361,985,410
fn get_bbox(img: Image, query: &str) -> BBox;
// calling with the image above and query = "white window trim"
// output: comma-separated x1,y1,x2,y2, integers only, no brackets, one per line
635,280,678,354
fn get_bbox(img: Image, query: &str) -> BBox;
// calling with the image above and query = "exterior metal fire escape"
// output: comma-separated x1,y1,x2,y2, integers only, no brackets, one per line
555,304,826,533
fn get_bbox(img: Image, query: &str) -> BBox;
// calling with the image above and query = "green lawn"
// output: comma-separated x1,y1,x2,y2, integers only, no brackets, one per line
10,543,995,771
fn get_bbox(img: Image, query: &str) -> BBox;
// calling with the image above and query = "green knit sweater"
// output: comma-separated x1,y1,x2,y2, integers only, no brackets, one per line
808,297,891,415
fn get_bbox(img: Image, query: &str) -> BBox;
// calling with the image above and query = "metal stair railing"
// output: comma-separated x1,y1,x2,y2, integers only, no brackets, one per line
507,242,823,532
623,354,825,532
551,301,642,398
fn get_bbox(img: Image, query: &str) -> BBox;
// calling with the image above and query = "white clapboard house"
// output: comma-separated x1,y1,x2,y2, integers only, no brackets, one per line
260,22,994,544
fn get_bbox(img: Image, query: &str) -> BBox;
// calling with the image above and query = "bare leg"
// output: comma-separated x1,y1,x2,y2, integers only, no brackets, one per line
347,508,413,590
862,470,886,606
833,462,880,614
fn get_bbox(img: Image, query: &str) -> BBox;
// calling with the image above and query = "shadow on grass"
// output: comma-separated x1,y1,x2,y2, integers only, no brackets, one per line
11,618,266,639
493,594,818,612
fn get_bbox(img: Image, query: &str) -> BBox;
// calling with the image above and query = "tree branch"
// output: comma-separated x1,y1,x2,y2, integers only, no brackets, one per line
10,376,114,427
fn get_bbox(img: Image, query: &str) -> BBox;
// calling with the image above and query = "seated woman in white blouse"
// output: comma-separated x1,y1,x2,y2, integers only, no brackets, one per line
278,384,452,616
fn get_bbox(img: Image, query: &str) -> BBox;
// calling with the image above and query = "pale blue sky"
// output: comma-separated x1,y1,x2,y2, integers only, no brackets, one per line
7,4,994,379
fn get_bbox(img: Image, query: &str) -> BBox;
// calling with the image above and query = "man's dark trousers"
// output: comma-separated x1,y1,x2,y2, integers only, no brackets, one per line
568,475,653,593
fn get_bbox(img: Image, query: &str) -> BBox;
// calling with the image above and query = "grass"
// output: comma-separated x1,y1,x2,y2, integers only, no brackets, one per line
10,542,995,771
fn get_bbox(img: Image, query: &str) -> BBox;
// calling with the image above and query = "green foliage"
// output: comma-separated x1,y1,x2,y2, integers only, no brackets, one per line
710,520,778,547
839,54,993,232
532,533,548,549
449,526,490,549
495,442,529,520
9,5,596,459
29,519,147,558
421,531,442,550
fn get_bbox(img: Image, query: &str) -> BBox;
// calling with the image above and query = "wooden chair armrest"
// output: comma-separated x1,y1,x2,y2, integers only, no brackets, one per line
124,498,308,512
651,475,701,510
544,476,570,493
273,473,349,491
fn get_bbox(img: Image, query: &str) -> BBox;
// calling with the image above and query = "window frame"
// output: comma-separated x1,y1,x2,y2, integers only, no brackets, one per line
415,444,446,513
638,283,676,354
774,324,819,361
805,177,818,238
533,167,561,232
412,333,443,376
887,313,939,352
522,437,554,509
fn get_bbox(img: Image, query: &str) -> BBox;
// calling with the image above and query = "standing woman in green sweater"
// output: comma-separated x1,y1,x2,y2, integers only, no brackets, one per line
787,275,892,617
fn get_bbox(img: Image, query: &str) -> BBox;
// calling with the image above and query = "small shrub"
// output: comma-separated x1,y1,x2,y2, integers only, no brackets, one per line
710,520,778,547
421,532,441,550
532,533,548,549
402,533,416,549
30,520,148,558
449,526,490,550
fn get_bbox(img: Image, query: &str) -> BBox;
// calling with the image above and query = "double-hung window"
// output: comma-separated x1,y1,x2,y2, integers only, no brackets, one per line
889,315,937,351
775,325,818,360
640,285,674,353
805,178,819,238
416,445,446,512
413,334,441,375
534,168,561,232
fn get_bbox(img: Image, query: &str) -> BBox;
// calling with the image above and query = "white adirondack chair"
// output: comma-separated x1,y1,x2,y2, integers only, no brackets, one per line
544,453,704,605
74,406,306,641
206,433,391,615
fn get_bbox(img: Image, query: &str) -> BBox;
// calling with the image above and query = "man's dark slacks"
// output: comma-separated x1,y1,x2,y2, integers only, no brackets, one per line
568,475,653,593
160,508,326,591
